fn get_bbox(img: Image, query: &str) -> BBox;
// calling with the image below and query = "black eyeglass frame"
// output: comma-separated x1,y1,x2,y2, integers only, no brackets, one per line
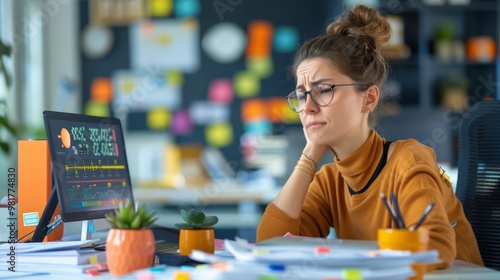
285,83,367,113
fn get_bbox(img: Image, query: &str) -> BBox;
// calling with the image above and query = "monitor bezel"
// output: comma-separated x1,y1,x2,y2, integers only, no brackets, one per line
42,110,135,223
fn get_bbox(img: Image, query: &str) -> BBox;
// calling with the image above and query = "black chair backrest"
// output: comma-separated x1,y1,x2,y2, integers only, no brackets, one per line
456,100,500,270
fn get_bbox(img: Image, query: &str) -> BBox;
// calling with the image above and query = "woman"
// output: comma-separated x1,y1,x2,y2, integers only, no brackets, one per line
256,4,483,268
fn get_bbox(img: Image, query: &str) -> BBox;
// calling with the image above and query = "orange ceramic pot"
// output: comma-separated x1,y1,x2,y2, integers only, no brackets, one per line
179,228,215,256
106,228,155,277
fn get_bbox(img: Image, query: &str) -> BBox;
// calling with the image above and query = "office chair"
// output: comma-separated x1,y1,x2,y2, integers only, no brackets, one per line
455,99,500,270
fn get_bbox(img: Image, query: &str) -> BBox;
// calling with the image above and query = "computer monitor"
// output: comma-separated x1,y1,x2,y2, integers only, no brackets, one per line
30,111,135,242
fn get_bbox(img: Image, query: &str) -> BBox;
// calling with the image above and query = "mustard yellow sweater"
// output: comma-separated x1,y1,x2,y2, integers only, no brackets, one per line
257,131,483,267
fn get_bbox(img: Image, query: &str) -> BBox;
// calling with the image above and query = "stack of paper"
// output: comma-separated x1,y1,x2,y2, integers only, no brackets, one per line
0,240,105,274
184,238,440,280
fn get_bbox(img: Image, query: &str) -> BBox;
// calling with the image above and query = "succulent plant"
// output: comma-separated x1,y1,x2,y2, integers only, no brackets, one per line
105,201,157,229
174,208,219,229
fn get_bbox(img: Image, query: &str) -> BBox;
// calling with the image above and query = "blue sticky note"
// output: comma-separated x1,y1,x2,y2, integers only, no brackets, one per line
175,0,201,18
244,120,272,135
274,26,300,53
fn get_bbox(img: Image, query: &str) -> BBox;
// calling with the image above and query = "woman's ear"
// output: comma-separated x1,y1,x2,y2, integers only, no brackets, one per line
363,84,379,113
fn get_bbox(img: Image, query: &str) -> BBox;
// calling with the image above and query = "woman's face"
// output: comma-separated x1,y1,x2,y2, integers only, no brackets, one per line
295,57,369,147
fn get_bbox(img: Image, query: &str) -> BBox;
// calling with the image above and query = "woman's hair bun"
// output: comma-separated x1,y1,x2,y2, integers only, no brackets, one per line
327,4,391,47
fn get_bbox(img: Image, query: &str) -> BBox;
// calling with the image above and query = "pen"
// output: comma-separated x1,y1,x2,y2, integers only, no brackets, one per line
380,193,400,229
390,193,406,229
412,202,435,231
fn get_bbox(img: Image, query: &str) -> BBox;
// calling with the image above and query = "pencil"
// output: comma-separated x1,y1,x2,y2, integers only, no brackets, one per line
380,193,400,229
390,193,406,229
412,202,435,231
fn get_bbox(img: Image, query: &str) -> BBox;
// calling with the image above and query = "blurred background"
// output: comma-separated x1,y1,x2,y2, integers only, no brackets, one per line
1,0,499,241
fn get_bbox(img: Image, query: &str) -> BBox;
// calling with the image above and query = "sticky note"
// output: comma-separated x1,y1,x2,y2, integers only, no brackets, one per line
258,276,278,280
166,70,184,86
247,57,273,78
85,101,110,117
149,0,172,17
246,20,274,59
147,108,171,130
244,120,272,135
205,122,233,147
173,270,190,280
251,249,270,254
189,101,229,125
241,98,267,123
175,0,200,18
137,271,155,280
268,97,288,123
274,26,300,53
91,78,113,103
314,246,331,254
88,254,99,264
234,71,260,98
341,269,362,280
171,109,193,135
208,78,233,104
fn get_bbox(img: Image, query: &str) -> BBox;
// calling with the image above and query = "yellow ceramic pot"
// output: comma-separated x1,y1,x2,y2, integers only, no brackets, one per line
106,228,155,277
179,228,215,256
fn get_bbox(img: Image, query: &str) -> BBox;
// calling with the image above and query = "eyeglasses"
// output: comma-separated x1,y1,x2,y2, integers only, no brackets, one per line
285,83,366,113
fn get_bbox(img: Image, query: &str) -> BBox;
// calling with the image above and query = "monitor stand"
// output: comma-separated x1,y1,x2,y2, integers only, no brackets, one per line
80,219,110,241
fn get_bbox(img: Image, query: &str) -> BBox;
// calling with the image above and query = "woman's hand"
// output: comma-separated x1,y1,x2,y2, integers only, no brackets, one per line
302,126,330,164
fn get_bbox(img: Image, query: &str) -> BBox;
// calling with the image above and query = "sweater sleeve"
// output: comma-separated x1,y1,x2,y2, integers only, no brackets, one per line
256,169,334,242
396,163,456,268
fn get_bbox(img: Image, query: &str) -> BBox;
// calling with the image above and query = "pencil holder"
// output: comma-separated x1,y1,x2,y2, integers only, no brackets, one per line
377,228,430,280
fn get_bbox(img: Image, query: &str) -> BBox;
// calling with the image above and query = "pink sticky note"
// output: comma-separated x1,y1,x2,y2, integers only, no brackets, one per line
171,110,193,135
208,79,233,104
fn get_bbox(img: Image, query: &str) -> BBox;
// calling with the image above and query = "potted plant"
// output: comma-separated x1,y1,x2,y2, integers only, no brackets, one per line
175,208,219,256
104,201,158,277
0,39,17,155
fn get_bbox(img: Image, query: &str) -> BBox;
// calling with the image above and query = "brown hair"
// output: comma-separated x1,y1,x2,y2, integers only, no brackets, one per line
292,5,391,126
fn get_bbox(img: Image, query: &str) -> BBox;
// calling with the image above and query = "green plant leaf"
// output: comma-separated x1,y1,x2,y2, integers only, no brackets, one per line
187,208,205,224
0,116,16,135
0,141,9,154
200,216,219,228
180,209,190,222
175,223,194,229
130,214,142,229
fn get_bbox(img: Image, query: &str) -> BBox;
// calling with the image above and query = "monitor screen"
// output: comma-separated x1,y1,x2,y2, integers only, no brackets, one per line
43,111,135,222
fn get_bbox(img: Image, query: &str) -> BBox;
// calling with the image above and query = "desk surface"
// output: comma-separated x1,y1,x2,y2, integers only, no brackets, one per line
5,259,500,279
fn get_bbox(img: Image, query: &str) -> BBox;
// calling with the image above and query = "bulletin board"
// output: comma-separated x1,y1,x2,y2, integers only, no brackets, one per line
79,0,338,165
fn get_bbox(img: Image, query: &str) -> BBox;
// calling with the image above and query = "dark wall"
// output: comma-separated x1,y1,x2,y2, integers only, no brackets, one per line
79,0,338,165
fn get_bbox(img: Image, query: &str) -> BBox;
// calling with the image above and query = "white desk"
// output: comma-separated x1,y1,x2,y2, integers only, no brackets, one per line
5,259,500,279
424,260,500,279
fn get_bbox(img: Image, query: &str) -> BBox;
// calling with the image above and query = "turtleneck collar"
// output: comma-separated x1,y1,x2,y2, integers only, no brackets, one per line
335,130,385,193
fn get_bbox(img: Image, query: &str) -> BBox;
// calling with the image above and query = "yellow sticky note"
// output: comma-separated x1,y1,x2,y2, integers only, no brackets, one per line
205,122,233,147
166,70,184,86
88,254,99,265
234,71,260,98
341,269,362,280
85,101,110,117
149,0,172,17
247,57,273,78
147,108,171,130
